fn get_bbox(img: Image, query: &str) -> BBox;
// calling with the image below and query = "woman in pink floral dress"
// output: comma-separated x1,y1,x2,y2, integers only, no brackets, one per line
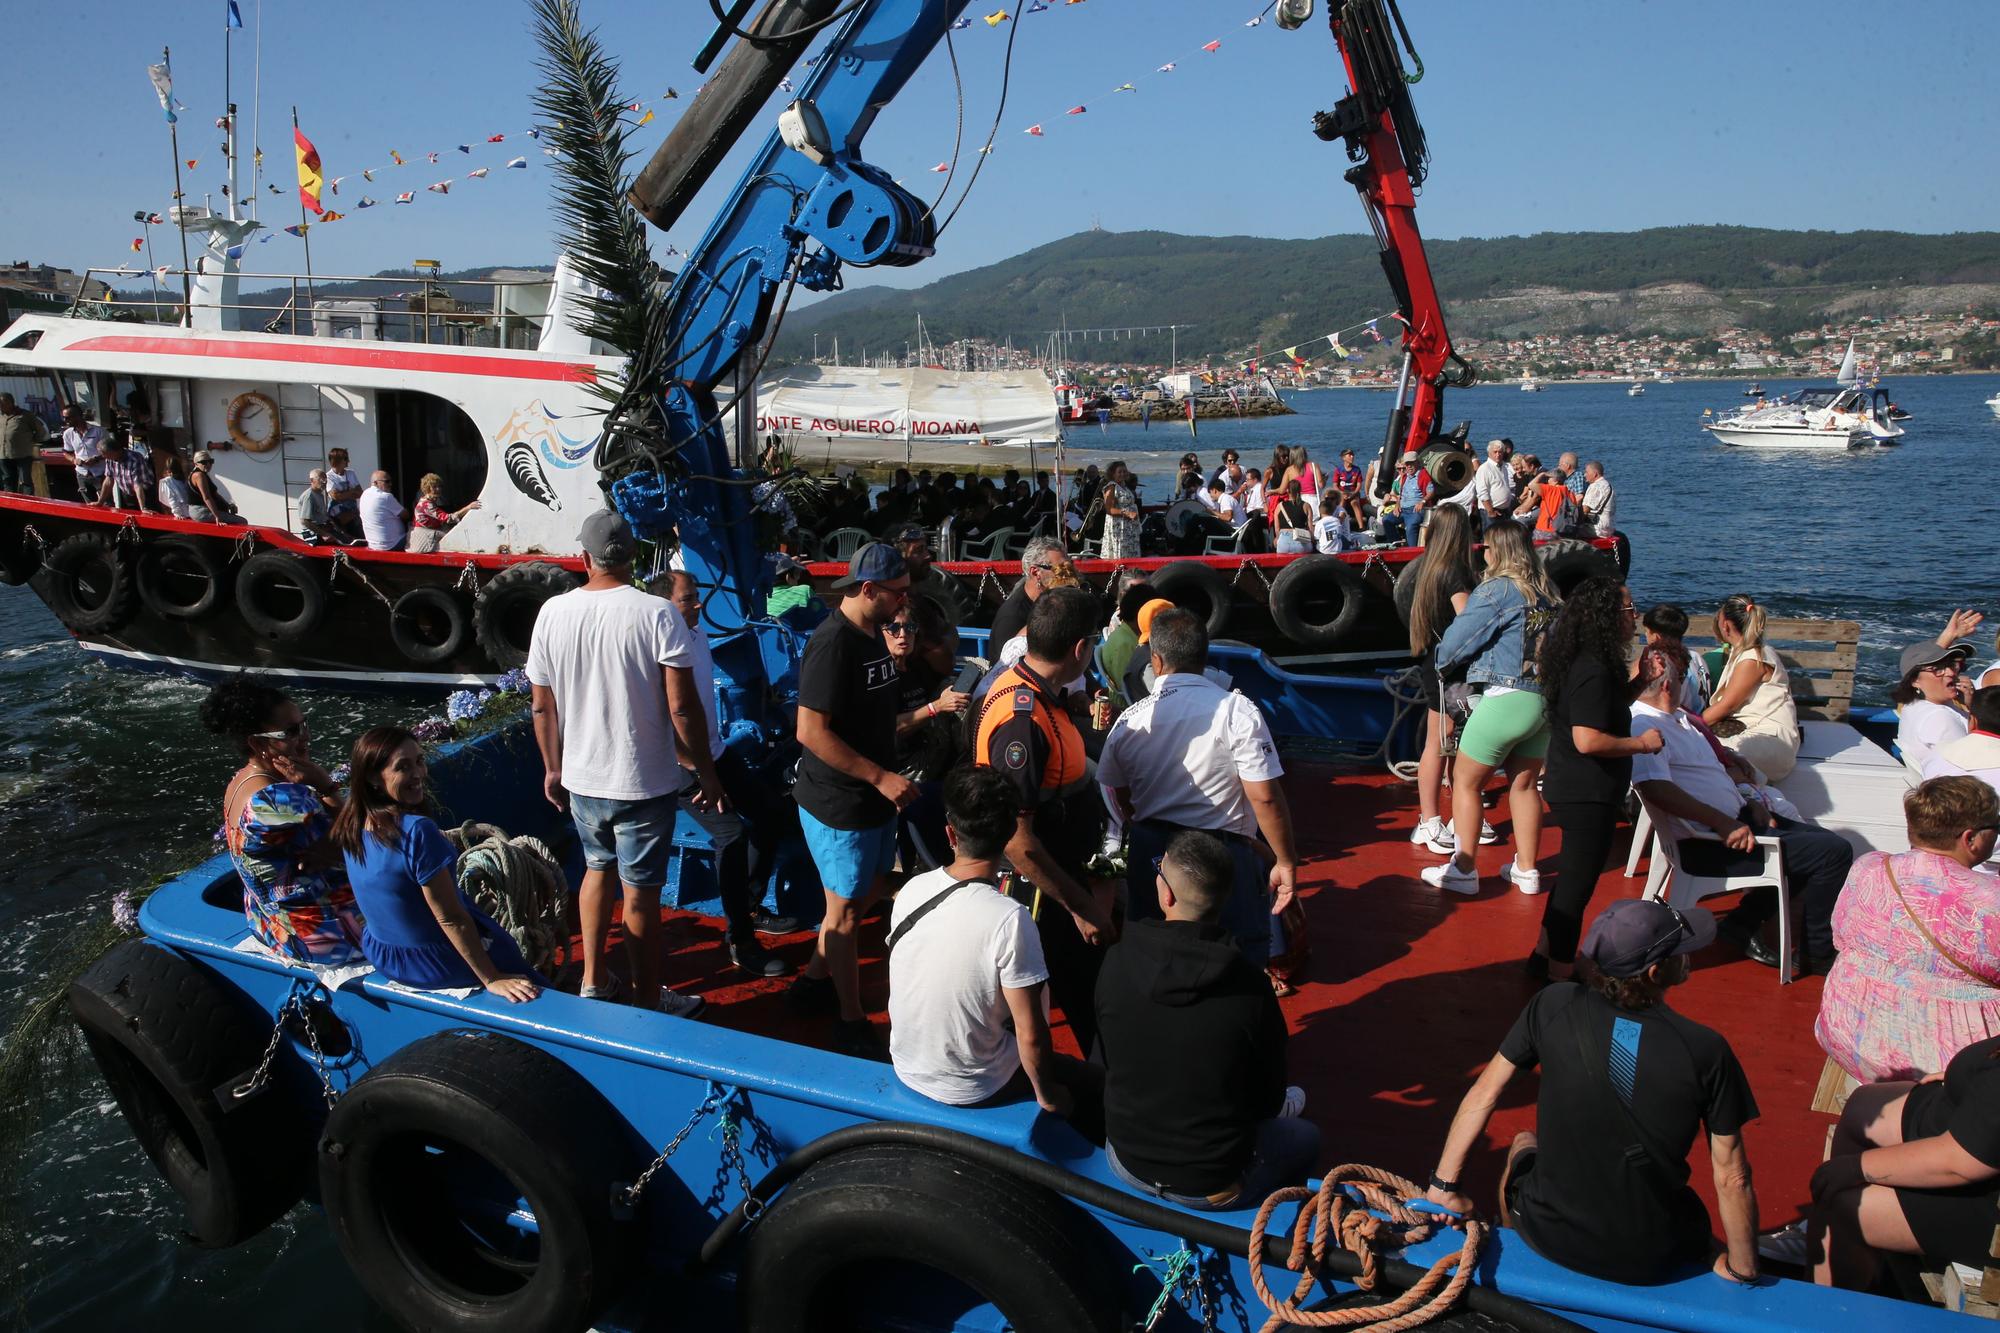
1816,776,2000,1082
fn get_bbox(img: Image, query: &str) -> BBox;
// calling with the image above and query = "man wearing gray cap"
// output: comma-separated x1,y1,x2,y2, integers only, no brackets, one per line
1425,897,1762,1290
528,509,718,1019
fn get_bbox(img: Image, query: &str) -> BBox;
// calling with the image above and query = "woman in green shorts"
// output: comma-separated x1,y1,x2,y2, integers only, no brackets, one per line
1421,523,1561,897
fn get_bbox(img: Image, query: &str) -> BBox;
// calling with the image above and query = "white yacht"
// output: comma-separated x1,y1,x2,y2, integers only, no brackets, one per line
1519,377,1542,392
1987,392,2000,420
1702,385,1885,449
1627,382,1645,397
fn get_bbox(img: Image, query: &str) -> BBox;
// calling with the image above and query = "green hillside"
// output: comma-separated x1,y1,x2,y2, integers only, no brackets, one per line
772,227,2000,362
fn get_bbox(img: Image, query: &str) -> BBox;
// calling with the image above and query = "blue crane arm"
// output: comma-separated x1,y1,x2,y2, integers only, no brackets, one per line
609,0,971,706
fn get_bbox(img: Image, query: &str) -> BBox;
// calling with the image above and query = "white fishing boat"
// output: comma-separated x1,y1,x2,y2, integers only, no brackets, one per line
1627,382,1645,397
1519,377,1542,392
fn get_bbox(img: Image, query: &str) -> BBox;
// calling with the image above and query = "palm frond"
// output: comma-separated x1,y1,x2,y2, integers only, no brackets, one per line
529,0,660,397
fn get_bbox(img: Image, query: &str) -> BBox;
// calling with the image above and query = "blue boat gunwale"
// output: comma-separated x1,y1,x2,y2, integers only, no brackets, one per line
116,723,1975,1332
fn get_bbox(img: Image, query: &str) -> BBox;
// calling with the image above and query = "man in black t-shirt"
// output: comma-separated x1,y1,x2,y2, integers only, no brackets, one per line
790,542,916,1057
1426,899,1764,1288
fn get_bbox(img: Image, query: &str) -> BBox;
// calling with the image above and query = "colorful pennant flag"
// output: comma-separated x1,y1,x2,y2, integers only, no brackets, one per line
466,167,489,179
636,109,655,127
1112,82,1135,93
295,126,324,214
457,143,472,154
1066,104,1087,115
186,158,200,170
395,191,414,203
1024,124,1043,136
390,149,405,165
486,133,505,143
283,224,306,236
226,0,243,28
1201,39,1221,52
505,156,527,169
1156,62,1176,72
319,211,345,223
357,197,377,208
930,162,950,172
950,16,971,27
425,151,439,164
984,10,1009,26
130,238,145,253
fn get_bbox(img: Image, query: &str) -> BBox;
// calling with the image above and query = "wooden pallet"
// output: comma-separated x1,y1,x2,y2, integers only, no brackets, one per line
1679,615,1863,722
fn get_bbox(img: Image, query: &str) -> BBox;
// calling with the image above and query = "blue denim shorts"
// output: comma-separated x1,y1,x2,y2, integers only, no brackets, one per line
569,791,680,890
798,806,898,900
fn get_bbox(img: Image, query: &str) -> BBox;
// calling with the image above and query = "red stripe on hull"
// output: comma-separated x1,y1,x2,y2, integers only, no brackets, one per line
62,335,598,384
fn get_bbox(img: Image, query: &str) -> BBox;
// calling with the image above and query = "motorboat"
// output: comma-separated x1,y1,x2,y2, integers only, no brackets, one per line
1988,392,2000,419
1743,381,1765,398
1519,377,1542,392
1627,383,1645,397
1702,385,1894,449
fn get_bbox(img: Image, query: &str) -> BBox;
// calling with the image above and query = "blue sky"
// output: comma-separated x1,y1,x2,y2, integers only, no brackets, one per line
7,0,1996,298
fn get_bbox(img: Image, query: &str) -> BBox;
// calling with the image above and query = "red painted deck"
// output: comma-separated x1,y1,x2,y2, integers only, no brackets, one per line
613,761,1832,1239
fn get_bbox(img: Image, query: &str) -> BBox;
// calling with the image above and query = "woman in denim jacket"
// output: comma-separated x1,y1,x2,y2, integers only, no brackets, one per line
1420,523,1561,897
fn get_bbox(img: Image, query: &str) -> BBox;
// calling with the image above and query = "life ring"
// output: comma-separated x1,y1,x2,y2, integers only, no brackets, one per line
741,1144,1119,1333
235,550,326,641
1146,559,1234,638
473,561,581,670
1536,537,1619,598
1267,554,1367,651
225,391,282,452
318,1030,637,1333
44,531,138,634
389,586,470,665
137,537,230,620
68,939,315,1247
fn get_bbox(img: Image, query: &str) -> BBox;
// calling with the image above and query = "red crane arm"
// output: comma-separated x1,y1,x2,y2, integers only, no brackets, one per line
1319,0,1476,495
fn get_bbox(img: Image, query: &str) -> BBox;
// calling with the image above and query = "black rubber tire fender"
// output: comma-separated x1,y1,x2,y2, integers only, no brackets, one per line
1611,531,1632,577
1537,537,1620,599
44,531,139,633
234,549,327,642
0,534,37,587
740,1143,1121,1333
136,537,231,620
1393,551,1428,627
67,939,314,1247
473,561,580,671
1146,559,1234,638
389,585,471,666
317,1030,637,1333
1266,554,1368,652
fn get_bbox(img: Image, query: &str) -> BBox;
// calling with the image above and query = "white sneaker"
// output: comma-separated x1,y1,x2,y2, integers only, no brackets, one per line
1420,860,1480,896
1411,817,1447,851
1479,821,1500,845
579,974,624,1002
655,990,708,1020
1279,1085,1307,1119
1506,863,1543,896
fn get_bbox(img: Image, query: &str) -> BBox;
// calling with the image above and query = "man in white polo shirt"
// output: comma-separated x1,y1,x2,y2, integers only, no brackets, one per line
1923,686,2000,799
1099,606,1298,967
1629,648,1852,975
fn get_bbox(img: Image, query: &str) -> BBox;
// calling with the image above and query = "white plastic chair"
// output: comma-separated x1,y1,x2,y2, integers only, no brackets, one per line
1634,789,1793,985
1624,800,1654,878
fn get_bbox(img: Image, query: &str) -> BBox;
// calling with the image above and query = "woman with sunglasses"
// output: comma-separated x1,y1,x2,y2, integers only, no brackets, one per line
887,597,970,871
200,678,365,965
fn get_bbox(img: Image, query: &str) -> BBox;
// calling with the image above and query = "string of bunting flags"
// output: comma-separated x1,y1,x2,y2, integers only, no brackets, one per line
1239,312,1401,372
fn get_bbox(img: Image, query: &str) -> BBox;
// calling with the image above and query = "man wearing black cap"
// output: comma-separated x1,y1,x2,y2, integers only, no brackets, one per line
790,541,916,1056
1426,898,1762,1289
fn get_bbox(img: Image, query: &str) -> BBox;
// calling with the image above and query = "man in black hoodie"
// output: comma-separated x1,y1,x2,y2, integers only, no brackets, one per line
1096,830,1318,1209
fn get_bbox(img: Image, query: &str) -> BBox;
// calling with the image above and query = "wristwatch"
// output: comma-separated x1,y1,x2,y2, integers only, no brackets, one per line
1429,1172,1460,1194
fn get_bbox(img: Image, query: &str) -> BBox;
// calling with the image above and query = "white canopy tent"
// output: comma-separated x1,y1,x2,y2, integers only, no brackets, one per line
751,363,1063,456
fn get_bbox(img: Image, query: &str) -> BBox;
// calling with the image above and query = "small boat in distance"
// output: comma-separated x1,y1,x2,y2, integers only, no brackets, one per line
1703,385,1891,449
1744,380,1766,397
1520,376,1543,392
1627,382,1646,397
1987,392,2000,419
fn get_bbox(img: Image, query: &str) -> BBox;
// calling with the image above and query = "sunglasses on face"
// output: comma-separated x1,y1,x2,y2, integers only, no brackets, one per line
884,622,910,635
251,720,309,740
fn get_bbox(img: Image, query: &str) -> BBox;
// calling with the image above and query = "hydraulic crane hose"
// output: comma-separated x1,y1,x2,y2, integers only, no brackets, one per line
695,1121,1589,1333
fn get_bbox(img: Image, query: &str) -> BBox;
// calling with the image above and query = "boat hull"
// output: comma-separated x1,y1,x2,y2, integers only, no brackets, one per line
1704,424,1867,450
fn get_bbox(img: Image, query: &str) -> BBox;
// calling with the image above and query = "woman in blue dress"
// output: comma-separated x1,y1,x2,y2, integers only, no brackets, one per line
329,726,542,1002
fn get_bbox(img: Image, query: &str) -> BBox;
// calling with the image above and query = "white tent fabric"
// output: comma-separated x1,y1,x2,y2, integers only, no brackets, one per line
753,364,1062,451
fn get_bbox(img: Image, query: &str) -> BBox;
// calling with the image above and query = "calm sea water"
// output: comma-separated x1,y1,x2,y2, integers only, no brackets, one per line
1,373,1996,1325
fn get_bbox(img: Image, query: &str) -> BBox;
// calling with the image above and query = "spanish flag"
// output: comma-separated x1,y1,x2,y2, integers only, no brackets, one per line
295,126,324,215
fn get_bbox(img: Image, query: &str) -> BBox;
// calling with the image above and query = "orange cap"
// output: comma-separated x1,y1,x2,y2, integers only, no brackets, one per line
1136,597,1175,643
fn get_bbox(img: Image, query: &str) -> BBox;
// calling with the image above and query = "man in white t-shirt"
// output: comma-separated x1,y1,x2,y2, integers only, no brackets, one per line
1923,687,2000,804
1099,607,1298,968
888,765,1100,1123
1896,639,1974,779
1628,649,1852,974
1581,460,1617,539
1199,476,1245,526
359,470,407,551
528,510,721,1018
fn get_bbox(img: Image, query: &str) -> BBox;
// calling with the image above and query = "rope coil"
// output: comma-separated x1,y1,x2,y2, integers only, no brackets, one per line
1247,1164,1485,1332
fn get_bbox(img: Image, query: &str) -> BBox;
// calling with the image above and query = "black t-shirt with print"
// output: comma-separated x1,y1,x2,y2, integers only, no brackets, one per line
795,612,902,829
1497,983,1758,1285
1543,654,1634,806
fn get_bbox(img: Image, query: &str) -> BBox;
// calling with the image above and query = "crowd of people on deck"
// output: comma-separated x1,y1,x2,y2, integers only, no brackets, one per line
188,423,2000,1308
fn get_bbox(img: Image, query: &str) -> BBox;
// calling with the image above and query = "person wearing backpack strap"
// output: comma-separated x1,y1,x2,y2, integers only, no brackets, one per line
886,765,1102,1130
1426,899,1763,1288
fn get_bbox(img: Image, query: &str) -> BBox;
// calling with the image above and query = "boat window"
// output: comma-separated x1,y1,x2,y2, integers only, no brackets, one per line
0,366,63,432
0,328,41,351
377,388,490,512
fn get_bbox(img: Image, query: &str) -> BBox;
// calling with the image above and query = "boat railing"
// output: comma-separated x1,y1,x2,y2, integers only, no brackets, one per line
63,267,558,349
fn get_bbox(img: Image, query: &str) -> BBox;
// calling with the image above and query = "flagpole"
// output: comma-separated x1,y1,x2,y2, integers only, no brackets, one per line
141,220,161,321
250,0,263,220
163,47,195,327
291,106,315,319
224,4,240,222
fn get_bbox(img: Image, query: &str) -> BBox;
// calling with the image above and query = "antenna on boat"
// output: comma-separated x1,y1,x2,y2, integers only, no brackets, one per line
157,46,196,326
224,0,240,220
